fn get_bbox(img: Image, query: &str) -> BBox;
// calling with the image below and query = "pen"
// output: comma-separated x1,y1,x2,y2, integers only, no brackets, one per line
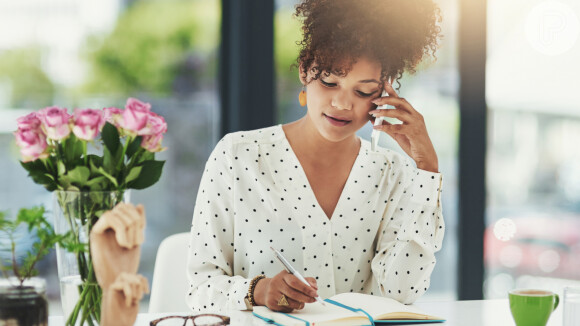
270,246,325,306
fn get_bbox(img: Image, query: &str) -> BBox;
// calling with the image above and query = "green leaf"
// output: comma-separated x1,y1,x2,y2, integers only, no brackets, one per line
28,170,54,186
0,206,65,282
57,161,66,176
64,136,80,164
88,155,103,176
85,176,108,191
103,145,123,174
136,150,155,164
74,137,85,159
102,122,120,155
20,159,46,174
125,166,142,184
58,175,72,190
128,160,165,190
95,166,119,188
67,166,90,185
103,147,113,172
125,136,142,158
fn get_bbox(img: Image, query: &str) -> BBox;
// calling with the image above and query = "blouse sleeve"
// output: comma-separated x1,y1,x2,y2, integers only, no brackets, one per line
185,134,250,311
371,158,445,304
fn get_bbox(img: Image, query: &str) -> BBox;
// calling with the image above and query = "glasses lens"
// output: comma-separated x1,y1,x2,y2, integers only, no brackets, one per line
154,316,226,326
155,317,192,326
193,315,226,326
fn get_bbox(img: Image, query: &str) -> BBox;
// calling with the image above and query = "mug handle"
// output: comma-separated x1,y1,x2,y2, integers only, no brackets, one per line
553,294,560,311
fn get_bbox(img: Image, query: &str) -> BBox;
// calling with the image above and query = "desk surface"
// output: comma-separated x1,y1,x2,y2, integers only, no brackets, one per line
49,299,562,325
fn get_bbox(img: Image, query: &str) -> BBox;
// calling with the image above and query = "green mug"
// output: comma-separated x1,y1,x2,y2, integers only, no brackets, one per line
509,289,559,326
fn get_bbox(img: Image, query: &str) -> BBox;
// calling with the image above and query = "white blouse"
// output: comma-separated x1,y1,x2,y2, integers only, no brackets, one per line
186,125,444,311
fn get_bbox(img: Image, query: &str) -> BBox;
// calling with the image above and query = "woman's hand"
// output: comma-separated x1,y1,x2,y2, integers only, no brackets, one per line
254,270,318,312
369,82,439,173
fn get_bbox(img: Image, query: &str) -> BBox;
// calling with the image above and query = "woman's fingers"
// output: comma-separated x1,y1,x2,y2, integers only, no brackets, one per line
270,293,305,312
381,80,399,98
285,274,318,298
267,271,314,312
373,123,408,134
369,108,411,124
305,277,318,290
281,285,316,304
371,96,411,112
284,296,305,310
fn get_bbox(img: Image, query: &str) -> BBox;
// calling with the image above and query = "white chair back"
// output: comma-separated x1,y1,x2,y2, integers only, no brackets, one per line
149,232,190,313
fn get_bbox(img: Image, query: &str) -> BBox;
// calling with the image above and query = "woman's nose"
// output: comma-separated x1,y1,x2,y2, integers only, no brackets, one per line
331,92,353,110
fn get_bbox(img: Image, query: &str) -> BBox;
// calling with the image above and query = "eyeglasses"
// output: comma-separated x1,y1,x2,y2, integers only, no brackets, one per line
150,314,230,326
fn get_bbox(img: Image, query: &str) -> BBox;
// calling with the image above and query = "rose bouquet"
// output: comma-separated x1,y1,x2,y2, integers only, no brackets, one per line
13,98,167,325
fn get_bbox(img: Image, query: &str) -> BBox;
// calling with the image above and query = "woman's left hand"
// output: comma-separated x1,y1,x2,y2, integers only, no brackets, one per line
369,82,439,173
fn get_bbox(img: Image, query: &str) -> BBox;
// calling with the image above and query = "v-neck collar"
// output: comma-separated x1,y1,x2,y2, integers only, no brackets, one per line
276,124,365,221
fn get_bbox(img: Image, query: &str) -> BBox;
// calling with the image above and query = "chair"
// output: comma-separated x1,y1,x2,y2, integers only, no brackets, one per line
149,232,191,313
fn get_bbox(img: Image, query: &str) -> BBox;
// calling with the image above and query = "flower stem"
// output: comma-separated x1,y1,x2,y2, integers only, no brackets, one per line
83,141,88,166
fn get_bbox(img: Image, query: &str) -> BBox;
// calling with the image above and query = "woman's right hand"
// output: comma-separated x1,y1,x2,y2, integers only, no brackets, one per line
254,270,318,312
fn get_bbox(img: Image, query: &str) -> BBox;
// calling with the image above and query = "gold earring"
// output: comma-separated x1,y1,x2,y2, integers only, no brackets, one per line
298,86,307,107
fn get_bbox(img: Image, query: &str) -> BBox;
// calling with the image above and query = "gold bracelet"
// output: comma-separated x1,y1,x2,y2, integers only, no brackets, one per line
247,274,266,306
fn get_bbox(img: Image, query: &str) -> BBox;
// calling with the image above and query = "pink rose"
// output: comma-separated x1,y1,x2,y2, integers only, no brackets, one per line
142,112,167,135
38,106,71,140
121,98,151,134
141,133,166,152
14,128,48,162
140,112,167,152
72,108,104,141
16,112,42,131
103,107,124,127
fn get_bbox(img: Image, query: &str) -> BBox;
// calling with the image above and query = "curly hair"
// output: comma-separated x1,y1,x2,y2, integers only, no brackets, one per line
294,0,443,89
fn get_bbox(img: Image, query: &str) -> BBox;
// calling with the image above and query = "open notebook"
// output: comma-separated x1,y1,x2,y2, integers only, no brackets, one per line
253,292,445,326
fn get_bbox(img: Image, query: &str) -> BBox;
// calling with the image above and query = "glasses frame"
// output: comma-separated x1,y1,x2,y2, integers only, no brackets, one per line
149,314,230,326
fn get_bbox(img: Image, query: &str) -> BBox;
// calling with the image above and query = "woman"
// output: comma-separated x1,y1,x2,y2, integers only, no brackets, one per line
187,0,444,313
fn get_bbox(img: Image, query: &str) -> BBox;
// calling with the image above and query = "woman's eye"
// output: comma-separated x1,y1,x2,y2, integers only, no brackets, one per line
357,91,377,97
320,80,337,87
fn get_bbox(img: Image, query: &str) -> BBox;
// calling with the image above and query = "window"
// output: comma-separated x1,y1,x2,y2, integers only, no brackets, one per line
0,0,220,312
485,0,580,298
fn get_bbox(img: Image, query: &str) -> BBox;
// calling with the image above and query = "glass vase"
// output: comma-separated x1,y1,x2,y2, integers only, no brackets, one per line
53,190,129,326
0,277,48,326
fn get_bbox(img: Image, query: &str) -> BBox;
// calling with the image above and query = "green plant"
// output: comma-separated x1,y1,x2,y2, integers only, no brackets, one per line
0,206,67,287
0,47,55,108
82,0,219,96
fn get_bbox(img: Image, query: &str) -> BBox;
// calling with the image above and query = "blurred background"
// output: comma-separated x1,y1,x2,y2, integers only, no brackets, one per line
0,0,578,314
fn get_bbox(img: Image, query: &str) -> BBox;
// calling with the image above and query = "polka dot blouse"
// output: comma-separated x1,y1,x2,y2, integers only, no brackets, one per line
186,125,444,311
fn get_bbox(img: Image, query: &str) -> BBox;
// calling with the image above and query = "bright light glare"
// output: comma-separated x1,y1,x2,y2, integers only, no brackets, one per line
493,218,517,241
538,249,560,273
499,245,522,268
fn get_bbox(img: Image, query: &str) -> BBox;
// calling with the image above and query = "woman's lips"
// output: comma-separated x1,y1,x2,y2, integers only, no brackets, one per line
324,114,351,127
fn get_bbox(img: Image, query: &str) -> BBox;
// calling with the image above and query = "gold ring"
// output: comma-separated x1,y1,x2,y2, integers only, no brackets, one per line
277,294,289,306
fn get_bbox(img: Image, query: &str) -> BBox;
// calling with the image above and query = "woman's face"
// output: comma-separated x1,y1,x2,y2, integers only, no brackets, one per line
302,57,382,143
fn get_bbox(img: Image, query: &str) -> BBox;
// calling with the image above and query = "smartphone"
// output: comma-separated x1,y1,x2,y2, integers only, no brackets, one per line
371,81,401,151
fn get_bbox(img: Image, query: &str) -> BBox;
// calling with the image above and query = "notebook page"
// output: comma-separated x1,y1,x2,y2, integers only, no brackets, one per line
330,292,434,319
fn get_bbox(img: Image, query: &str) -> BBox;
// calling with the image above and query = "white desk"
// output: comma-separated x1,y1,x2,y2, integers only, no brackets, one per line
49,299,563,325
